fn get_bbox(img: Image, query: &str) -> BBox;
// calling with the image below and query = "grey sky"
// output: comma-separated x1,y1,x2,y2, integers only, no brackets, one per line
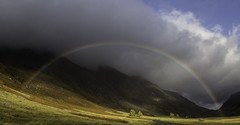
1,0,240,109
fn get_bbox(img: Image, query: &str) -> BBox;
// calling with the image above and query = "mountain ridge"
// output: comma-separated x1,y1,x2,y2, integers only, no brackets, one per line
0,48,218,117
220,92,240,116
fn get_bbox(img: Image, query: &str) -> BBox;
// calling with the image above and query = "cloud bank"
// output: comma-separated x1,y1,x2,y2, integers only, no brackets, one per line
1,0,240,109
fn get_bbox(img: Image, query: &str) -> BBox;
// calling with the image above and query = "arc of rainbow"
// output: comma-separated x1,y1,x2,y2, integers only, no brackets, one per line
24,41,219,107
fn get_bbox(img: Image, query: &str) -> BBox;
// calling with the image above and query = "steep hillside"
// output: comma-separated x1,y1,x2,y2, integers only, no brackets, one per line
220,92,240,116
45,59,217,117
0,48,217,118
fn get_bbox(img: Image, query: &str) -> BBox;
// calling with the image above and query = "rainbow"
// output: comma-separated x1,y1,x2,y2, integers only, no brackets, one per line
24,41,219,109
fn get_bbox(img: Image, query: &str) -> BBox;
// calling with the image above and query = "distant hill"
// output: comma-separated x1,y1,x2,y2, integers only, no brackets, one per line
0,48,218,117
220,92,240,116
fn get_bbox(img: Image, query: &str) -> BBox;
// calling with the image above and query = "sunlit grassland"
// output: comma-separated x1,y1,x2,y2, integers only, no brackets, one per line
1,71,240,125
1,86,240,125
0,85,149,125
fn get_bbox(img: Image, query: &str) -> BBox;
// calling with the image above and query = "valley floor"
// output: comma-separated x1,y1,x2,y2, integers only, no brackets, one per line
1,85,240,125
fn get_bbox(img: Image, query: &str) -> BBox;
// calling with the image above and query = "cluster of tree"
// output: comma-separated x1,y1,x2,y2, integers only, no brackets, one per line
169,113,180,118
129,109,143,117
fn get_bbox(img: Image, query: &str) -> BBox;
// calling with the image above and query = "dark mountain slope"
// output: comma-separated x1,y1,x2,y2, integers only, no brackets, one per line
45,57,217,117
0,48,217,117
220,92,240,116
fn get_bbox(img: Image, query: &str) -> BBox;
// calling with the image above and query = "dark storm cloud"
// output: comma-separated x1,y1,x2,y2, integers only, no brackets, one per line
0,0,159,51
1,0,240,109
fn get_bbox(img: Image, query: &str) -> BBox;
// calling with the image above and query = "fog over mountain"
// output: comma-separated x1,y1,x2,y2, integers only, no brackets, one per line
1,0,240,109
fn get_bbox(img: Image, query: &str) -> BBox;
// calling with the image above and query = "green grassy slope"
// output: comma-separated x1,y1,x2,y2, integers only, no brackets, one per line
0,65,240,125
1,84,240,125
